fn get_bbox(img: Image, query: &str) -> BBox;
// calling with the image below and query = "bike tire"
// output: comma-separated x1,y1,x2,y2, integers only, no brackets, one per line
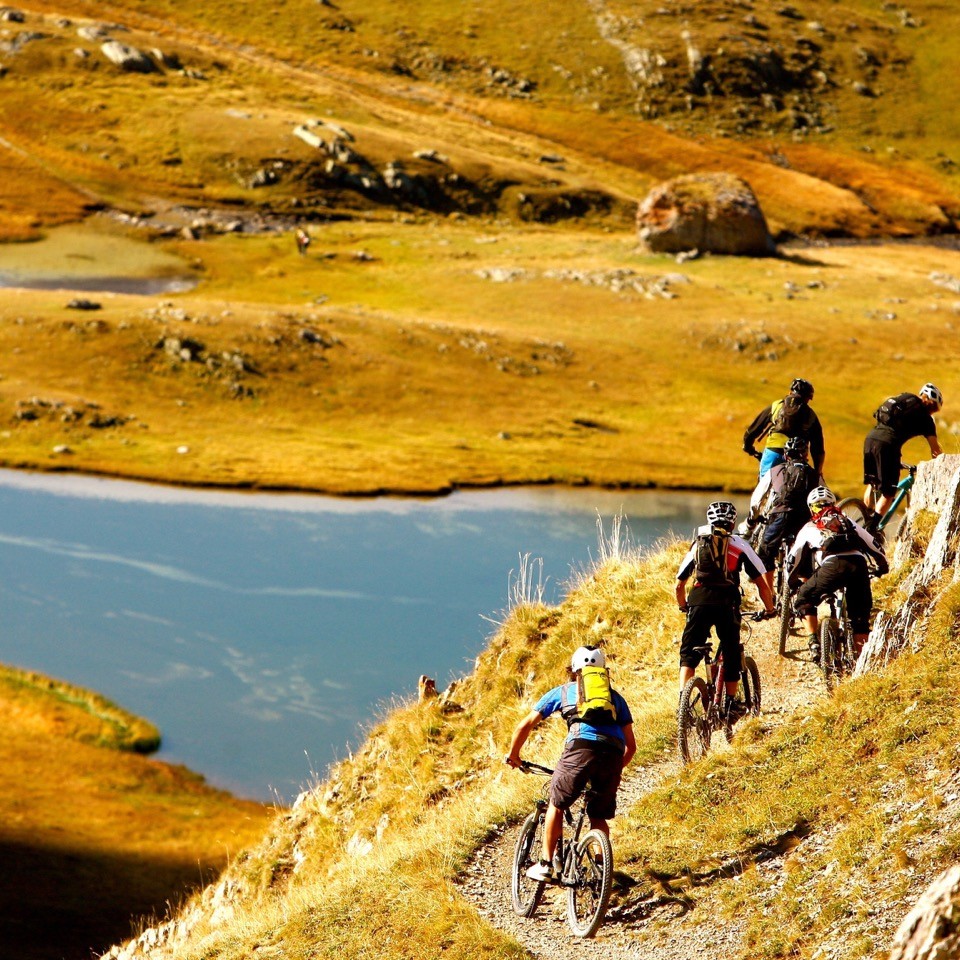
723,656,761,743
511,810,546,917
777,573,792,656
677,677,711,764
743,656,762,716
566,828,613,938
838,497,870,526
819,618,840,693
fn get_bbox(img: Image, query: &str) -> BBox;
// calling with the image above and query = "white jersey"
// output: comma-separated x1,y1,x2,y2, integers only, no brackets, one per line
787,517,886,574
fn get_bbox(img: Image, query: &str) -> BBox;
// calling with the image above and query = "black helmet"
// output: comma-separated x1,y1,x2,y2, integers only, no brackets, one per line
790,378,814,401
784,436,809,460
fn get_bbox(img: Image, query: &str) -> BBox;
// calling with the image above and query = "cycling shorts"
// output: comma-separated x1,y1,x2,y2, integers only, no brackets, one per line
550,739,623,820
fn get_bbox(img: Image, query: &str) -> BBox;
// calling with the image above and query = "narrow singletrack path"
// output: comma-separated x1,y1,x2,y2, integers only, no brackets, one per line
458,619,825,960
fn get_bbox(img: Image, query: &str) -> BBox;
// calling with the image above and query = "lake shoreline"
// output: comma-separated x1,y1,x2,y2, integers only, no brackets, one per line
0,459,755,501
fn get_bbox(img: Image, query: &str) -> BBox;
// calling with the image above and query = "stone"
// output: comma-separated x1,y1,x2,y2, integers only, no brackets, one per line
636,173,776,256
66,298,101,310
888,867,960,960
100,40,156,73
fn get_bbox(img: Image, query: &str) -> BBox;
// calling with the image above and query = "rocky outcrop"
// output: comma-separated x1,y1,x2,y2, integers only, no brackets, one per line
636,173,776,256
857,454,960,675
888,866,960,960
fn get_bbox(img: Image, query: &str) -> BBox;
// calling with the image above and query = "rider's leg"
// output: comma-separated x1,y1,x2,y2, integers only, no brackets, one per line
588,817,610,836
679,665,695,690
715,606,741,698
541,803,563,863
678,606,709,692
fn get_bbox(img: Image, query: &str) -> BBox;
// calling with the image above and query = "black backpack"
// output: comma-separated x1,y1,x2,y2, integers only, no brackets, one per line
693,526,736,588
820,516,860,558
874,393,923,430
772,461,811,513
771,394,814,436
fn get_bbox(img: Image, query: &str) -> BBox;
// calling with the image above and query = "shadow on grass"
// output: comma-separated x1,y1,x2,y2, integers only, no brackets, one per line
0,836,220,960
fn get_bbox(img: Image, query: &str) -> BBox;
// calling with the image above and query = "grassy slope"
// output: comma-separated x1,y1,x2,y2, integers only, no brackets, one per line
0,665,273,960
111,509,960,960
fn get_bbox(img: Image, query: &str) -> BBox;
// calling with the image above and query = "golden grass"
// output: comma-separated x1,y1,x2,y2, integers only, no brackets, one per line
0,663,273,960
2,222,959,498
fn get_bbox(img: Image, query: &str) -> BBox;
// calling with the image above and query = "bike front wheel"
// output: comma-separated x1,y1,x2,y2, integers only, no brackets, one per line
678,677,712,764
511,810,546,917
566,828,613,938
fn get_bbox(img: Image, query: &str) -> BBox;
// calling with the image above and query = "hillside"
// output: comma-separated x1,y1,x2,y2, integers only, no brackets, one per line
0,665,272,960
97,455,960,960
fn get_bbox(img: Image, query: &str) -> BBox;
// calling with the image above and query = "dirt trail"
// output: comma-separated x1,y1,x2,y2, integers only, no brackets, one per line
458,621,825,960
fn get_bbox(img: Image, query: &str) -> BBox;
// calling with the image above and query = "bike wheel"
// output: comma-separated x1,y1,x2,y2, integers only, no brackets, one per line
566,828,613,938
838,497,870,526
743,656,762,716
777,574,792,656
819,618,840,693
511,810,546,917
678,677,711,764
723,657,761,743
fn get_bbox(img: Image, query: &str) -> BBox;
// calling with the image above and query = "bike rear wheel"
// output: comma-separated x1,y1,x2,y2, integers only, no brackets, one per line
511,810,546,917
566,828,613,938
819,618,841,693
678,677,712,764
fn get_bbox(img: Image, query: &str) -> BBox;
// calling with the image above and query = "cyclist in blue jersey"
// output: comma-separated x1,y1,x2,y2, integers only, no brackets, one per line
505,646,636,883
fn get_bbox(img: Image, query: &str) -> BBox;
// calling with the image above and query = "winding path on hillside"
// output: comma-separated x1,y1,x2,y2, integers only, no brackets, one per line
458,619,826,960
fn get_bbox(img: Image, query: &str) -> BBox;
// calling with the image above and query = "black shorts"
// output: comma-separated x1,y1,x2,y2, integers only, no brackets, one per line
863,435,901,497
550,738,624,820
679,602,741,681
794,554,873,633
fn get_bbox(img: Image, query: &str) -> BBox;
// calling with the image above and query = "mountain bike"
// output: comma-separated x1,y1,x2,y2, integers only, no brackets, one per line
818,588,854,693
510,760,613,938
677,621,762,764
838,463,916,534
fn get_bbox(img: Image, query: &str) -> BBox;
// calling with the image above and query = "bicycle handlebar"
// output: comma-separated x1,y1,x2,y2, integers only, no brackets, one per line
509,759,554,776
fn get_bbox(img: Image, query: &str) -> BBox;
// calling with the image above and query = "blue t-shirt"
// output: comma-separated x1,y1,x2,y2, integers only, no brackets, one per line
533,681,633,746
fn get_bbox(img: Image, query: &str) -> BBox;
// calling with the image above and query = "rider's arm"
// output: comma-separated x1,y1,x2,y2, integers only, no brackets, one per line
751,573,775,615
505,709,544,768
620,723,637,770
675,578,689,612
743,406,772,454
927,434,943,457
809,416,826,476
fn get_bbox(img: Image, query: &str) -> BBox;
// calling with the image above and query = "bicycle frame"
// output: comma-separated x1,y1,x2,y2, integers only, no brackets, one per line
876,465,915,531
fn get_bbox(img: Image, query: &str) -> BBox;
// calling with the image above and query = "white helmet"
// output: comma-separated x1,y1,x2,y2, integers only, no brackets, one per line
706,501,737,528
571,646,606,672
807,486,836,513
919,383,943,410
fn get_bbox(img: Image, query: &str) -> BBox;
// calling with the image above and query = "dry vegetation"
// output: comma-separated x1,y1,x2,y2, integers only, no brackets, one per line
0,665,272,960
95,521,960,960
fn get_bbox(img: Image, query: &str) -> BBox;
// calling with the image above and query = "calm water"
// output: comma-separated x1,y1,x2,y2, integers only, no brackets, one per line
0,470,741,802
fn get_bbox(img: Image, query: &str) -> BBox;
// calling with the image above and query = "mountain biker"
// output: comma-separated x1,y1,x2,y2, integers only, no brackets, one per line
675,501,775,718
743,378,825,478
787,487,888,661
863,383,943,523
755,436,820,586
505,646,636,883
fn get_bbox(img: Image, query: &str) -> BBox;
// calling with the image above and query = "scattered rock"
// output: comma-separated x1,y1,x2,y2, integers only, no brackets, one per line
66,298,102,310
636,173,776,256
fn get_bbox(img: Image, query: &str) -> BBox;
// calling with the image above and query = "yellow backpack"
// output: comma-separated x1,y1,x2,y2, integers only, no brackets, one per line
575,665,617,725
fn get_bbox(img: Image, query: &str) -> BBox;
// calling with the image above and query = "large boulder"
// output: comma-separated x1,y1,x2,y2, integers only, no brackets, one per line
636,172,775,256
888,867,960,960
100,40,156,73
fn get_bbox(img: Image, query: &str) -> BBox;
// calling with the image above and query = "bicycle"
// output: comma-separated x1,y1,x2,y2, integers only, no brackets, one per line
818,588,854,693
510,760,613,938
839,463,916,534
677,621,762,764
